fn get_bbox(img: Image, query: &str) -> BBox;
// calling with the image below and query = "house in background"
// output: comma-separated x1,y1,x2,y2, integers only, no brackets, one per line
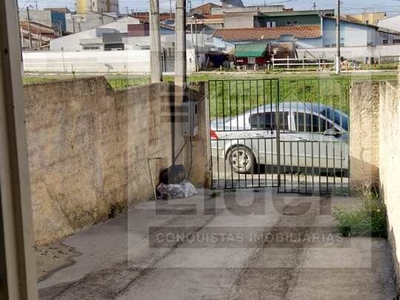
257,10,334,28
19,8,120,34
221,0,244,8
234,44,270,68
213,25,323,51
50,17,141,51
221,9,333,29
187,14,224,31
378,14,400,33
20,21,59,50
322,16,400,47
345,12,387,26
76,0,120,14
190,2,222,16
214,13,400,51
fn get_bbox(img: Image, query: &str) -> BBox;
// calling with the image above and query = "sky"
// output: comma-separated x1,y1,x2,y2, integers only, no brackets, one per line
18,0,400,16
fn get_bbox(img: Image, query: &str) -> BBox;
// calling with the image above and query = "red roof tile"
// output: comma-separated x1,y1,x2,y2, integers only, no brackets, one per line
213,25,321,41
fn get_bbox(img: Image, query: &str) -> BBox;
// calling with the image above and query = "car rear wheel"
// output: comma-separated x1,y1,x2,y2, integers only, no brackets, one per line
228,146,255,174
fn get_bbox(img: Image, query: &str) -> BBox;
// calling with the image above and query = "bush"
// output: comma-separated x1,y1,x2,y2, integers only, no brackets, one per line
333,189,387,238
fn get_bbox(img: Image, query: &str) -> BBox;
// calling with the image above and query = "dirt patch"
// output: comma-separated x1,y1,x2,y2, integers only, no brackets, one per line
36,243,80,281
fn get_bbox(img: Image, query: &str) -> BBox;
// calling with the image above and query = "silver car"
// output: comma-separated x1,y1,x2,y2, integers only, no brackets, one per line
210,102,349,175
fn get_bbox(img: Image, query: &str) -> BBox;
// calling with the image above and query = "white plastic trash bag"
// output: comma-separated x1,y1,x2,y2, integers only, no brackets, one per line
157,180,197,200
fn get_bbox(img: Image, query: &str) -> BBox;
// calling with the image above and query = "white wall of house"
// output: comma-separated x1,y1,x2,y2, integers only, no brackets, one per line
294,38,323,48
297,45,400,61
223,12,256,29
50,17,140,51
321,18,399,47
379,15,400,32
22,49,199,74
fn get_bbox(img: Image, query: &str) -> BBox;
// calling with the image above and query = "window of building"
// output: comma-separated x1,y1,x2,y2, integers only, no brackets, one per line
293,20,298,25
83,46,100,50
394,39,400,44
266,21,276,28
286,21,292,26
248,57,256,64
383,39,388,45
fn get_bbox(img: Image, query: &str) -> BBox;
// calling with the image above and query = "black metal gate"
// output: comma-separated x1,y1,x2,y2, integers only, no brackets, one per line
208,78,350,195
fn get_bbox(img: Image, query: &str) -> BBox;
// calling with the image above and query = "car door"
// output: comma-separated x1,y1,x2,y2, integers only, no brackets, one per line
248,111,290,166
292,112,347,171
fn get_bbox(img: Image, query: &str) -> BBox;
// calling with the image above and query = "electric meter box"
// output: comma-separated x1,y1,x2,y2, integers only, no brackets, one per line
182,100,199,137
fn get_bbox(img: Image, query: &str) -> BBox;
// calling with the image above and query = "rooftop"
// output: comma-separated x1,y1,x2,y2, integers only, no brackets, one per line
213,25,322,42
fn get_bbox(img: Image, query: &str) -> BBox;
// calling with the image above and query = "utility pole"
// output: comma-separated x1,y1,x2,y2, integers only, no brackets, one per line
169,0,172,19
195,16,198,72
336,0,341,75
174,0,187,165
101,8,104,24
313,2,316,10
35,0,38,10
26,7,33,49
175,0,187,89
38,25,42,49
150,0,162,82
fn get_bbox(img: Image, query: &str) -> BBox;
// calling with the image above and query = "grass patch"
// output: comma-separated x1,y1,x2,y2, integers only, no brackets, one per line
333,188,387,238
105,76,151,89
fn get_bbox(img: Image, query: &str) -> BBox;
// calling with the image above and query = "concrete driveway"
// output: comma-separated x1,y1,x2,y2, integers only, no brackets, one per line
38,189,396,300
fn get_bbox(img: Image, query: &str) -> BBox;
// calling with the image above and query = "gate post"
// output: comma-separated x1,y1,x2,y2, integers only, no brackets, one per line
276,80,281,190
185,82,211,188
349,82,380,193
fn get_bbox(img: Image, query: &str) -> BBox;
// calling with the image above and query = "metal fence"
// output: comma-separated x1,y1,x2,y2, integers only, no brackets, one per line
209,78,350,195
272,57,335,70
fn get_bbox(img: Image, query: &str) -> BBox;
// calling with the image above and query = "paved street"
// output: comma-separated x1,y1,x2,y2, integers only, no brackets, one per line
38,189,396,300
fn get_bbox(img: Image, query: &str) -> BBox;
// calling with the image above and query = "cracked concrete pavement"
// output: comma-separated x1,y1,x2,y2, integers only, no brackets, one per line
38,189,397,300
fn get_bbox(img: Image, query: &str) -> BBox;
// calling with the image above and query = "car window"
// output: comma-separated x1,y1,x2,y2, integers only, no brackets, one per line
319,108,348,131
249,112,289,130
295,113,327,132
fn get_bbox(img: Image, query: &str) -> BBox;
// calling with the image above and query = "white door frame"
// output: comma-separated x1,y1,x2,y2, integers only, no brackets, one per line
0,0,38,299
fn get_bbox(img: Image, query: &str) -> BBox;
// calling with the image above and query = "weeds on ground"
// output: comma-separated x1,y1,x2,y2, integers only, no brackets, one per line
333,185,387,238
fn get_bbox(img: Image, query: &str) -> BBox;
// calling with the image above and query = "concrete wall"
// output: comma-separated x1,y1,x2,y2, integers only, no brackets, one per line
379,79,400,284
350,74,400,289
297,45,400,61
24,77,209,245
23,50,198,74
223,12,256,29
349,82,380,191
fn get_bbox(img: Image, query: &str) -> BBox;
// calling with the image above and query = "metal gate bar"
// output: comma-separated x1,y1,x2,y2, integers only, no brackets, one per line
209,78,350,195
